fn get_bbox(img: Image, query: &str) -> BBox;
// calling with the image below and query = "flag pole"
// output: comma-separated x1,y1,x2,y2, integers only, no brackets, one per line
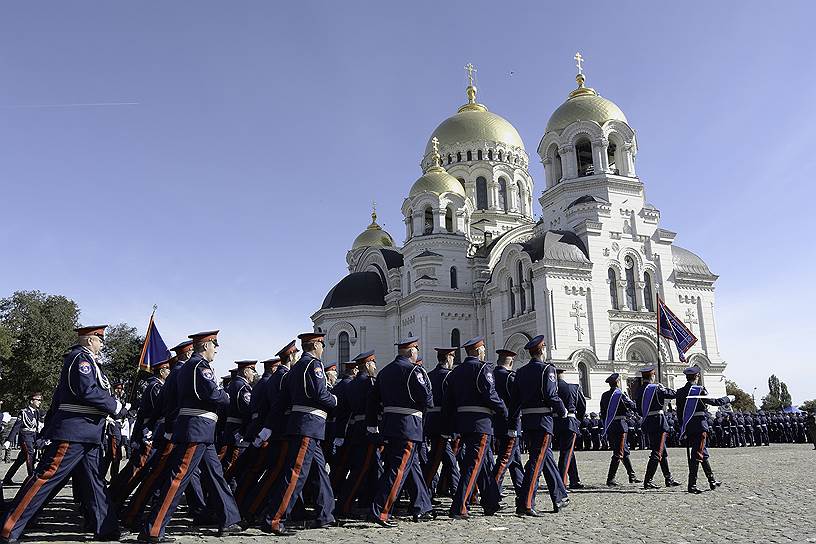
130,304,157,403
656,297,662,385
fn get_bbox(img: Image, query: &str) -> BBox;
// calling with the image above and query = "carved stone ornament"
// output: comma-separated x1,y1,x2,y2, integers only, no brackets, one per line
613,323,672,362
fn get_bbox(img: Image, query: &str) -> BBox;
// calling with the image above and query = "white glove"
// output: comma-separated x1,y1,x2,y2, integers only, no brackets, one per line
727,395,736,403
507,430,518,438
440,434,451,439
163,432,172,440
366,426,379,434
114,400,123,414
257,427,272,442
333,438,345,447
124,402,132,411
2,441,9,449
142,428,153,441
252,436,264,448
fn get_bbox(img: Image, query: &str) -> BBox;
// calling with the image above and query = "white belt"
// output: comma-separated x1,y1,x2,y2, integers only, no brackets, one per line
692,411,706,417
351,415,366,422
647,410,664,416
290,405,328,419
59,403,105,416
178,408,218,422
521,407,552,415
612,415,626,421
458,406,493,415
561,413,577,418
384,407,423,418
225,417,243,424
427,407,442,413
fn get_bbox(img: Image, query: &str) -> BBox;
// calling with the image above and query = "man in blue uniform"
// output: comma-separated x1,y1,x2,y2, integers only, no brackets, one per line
367,337,433,527
139,330,242,543
508,335,568,516
221,360,257,485
102,382,127,481
1,325,123,543
327,360,356,495
676,366,734,494
261,332,337,536
2,393,44,485
422,347,459,500
492,349,524,498
555,368,586,489
589,412,602,450
635,365,681,489
600,373,641,486
444,336,506,519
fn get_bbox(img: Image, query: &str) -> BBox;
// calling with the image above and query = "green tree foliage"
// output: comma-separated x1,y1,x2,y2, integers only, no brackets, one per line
762,374,793,411
725,380,757,412
0,291,80,409
798,399,816,414
779,382,792,409
100,323,144,387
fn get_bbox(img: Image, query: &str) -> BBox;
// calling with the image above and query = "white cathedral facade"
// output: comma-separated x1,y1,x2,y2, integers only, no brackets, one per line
311,61,726,411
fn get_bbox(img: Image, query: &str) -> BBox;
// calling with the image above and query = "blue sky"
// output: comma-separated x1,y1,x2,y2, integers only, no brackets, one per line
1,2,814,403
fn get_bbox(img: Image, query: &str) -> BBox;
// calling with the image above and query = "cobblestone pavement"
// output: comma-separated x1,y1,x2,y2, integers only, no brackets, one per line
1,443,814,543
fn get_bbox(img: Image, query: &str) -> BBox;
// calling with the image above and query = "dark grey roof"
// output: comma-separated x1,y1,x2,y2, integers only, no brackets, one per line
321,271,386,309
380,248,404,269
417,275,435,280
416,250,442,258
566,195,609,209
522,230,590,262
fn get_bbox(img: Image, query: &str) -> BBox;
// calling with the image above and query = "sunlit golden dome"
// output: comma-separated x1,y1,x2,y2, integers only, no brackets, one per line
351,207,395,250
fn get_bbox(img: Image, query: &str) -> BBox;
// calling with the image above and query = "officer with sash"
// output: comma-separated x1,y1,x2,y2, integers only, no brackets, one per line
139,330,242,542
221,360,257,484
492,349,524,498
335,350,381,520
635,364,681,489
600,373,641,486
422,347,459,500
555,367,586,489
1,325,123,543
2,393,44,486
508,335,568,516
676,366,734,494
261,332,336,536
367,337,433,527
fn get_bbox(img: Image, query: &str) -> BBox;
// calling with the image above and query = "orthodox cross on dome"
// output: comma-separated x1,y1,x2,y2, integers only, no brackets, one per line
464,63,477,87
574,52,584,75
684,307,698,333
370,201,377,225
430,136,442,167
570,300,586,341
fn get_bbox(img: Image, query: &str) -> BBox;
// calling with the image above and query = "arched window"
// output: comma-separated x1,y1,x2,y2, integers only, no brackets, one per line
516,181,525,215
406,271,411,295
423,207,434,235
518,262,526,313
407,209,413,237
608,268,619,310
507,278,515,317
451,328,461,364
624,256,636,310
466,150,472,161
338,331,349,363
644,271,655,312
607,142,618,174
498,150,503,161
575,138,593,176
498,178,508,212
450,266,458,289
549,144,563,184
528,270,535,310
457,177,465,190
457,151,462,162
488,149,493,161
578,362,590,398
445,207,454,233
447,154,452,165
477,150,483,160
475,177,488,210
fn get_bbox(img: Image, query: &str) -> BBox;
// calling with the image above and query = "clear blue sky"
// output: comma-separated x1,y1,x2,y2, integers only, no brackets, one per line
1,2,814,403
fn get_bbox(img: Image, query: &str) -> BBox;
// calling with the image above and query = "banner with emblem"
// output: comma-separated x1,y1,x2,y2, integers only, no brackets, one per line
137,308,170,371
657,297,697,362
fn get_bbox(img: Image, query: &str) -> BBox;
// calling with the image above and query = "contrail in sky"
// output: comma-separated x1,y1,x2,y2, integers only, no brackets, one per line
2,102,140,109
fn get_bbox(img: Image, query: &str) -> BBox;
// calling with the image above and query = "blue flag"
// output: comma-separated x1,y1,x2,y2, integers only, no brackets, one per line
657,297,697,362
138,318,170,371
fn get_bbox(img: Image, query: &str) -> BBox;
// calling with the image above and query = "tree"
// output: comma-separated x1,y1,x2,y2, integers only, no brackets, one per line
100,322,144,387
725,380,757,412
0,291,80,409
800,399,816,414
762,374,793,411
779,382,792,409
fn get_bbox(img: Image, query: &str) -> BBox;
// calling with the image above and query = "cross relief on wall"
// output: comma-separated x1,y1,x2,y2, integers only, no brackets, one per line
570,300,587,341
685,307,698,333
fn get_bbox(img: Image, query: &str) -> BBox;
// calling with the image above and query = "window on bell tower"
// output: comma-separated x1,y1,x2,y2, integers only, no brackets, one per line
608,268,619,310
624,256,636,310
424,207,433,235
476,177,488,210
576,138,593,176
498,178,508,212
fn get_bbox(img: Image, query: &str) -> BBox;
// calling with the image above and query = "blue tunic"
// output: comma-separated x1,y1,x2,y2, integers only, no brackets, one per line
281,352,337,440
172,353,230,444
367,356,432,442
508,358,566,434
443,356,507,436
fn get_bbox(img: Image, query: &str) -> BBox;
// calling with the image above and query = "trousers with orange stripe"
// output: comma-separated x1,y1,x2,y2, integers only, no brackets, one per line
265,436,334,531
142,443,240,540
1,441,118,542
108,441,154,506
492,435,524,496
450,432,500,517
519,430,567,511
556,430,581,487
423,435,460,497
336,439,381,517
371,439,429,521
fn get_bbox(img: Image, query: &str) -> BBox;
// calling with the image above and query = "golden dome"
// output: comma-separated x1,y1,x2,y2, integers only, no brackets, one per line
351,209,395,250
411,138,467,198
424,84,525,156
545,73,627,134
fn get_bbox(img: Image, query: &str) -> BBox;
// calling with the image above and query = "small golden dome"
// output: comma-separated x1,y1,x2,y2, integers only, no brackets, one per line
410,138,467,198
545,67,627,134
351,208,395,250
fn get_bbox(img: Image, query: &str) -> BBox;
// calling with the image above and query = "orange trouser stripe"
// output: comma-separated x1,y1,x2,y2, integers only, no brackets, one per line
657,432,667,462
248,441,289,516
696,432,707,461
525,434,550,509
2,441,69,539
270,437,310,531
495,436,516,484
235,442,269,507
562,433,576,485
150,443,198,537
342,443,376,515
424,436,446,488
124,441,174,525
381,441,414,521
616,433,627,459
461,434,487,515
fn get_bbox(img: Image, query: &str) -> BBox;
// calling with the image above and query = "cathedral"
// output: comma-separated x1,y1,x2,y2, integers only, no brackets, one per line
311,58,726,410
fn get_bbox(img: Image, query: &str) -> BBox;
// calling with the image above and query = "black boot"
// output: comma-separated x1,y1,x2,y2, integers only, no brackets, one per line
687,461,703,494
643,458,659,489
606,457,621,486
701,459,721,490
622,457,641,483
660,457,680,486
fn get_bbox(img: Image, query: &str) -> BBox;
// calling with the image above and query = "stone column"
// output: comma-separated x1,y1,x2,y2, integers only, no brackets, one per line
617,280,628,311
635,280,646,311
489,180,500,211
559,145,576,180
509,182,519,213
593,138,610,173
433,207,444,234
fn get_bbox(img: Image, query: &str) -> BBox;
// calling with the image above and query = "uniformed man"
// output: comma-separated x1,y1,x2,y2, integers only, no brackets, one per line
600,373,641,486
579,413,592,451
220,360,257,484
102,382,127,480
806,411,816,449
492,349,524,498
2,393,44,485
634,365,681,489
555,367,586,490
1,325,123,543
676,366,734,494
139,330,242,542
335,351,381,520
422,347,459,500
325,363,338,388
261,332,337,536
508,335,568,516
367,337,433,527
589,412,602,450
327,360,357,494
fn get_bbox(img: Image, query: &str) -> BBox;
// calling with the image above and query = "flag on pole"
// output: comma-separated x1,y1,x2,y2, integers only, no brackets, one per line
657,296,697,362
137,310,170,371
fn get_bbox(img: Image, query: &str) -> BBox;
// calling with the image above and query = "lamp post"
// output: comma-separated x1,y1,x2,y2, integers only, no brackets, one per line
752,387,757,407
